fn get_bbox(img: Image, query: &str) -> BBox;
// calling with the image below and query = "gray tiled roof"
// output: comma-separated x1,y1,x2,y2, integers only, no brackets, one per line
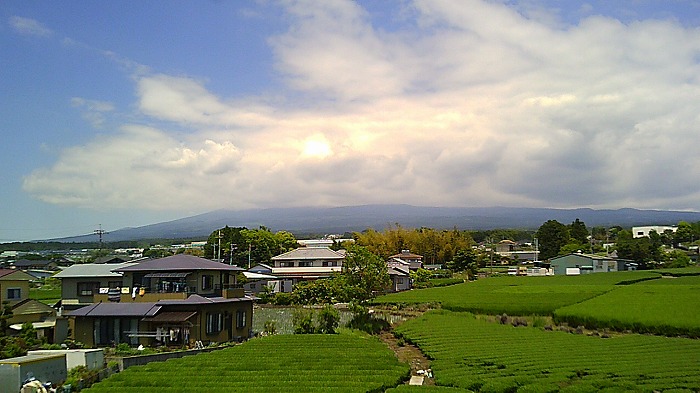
113,254,244,272
53,262,136,279
271,247,345,260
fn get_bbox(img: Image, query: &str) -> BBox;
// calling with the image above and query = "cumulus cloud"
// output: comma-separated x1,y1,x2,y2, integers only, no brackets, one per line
23,0,700,212
9,16,52,37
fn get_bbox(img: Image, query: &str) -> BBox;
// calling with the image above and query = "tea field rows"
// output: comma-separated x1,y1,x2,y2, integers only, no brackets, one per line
394,310,700,392
83,333,410,393
373,271,661,315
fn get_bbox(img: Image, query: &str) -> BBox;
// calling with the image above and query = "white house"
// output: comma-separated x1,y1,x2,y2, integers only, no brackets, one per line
632,226,677,238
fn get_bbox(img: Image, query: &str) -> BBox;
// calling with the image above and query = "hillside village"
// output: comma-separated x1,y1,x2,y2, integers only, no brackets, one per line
1,219,699,391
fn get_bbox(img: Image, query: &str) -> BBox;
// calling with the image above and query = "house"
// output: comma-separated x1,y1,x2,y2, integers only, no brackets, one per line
242,271,278,294
12,259,60,272
93,255,134,264
550,253,618,275
112,254,245,298
65,254,253,347
69,292,252,347
388,266,411,292
269,247,346,292
388,250,423,271
0,269,60,341
53,262,137,312
632,226,677,238
495,240,517,253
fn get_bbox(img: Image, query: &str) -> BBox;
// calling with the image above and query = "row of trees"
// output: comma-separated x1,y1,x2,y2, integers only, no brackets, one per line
536,219,700,267
203,226,298,267
352,225,474,265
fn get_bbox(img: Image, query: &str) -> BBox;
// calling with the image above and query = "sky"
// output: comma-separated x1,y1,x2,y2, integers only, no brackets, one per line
2,0,700,242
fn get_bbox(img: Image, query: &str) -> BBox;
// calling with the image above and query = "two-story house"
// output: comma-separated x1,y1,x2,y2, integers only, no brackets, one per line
0,269,58,340
53,261,136,312
65,254,253,348
388,250,424,271
268,247,346,292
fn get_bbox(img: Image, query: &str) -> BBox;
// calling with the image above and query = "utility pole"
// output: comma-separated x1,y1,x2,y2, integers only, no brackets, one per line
248,243,252,269
230,244,237,265
94,225,108,250
217,230,222,262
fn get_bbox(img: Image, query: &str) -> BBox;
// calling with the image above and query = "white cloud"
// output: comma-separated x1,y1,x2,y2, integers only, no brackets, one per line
9,16,52,37
71,97,115,128
23,0,700,212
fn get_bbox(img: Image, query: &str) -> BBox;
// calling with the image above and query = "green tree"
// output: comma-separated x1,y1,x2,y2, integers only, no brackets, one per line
674,222,694,245
447,249,478,275
341,246,391,304
536,220,570,260
664,249,691,268
569,219,589,245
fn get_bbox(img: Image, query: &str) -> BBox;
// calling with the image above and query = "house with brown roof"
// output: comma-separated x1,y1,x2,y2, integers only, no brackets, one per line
65,255,253,347
388,250,423,271
0,269,60,341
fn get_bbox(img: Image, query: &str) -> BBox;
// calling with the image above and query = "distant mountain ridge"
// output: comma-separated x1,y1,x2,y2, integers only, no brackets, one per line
45,205,700,243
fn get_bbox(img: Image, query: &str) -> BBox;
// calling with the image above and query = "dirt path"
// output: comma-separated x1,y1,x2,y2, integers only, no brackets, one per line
379,331,434,386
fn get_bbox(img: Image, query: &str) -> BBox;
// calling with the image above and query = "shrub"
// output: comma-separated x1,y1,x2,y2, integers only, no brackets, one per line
292,307,316,334
317,304,340,334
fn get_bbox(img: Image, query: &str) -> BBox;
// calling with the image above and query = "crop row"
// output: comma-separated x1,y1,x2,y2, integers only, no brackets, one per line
373,274,628,315
394,310,700,392
554,279,700,337
84,333,409,393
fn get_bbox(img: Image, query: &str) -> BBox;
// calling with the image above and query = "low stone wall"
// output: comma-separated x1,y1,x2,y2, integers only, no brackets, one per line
108,347,222,371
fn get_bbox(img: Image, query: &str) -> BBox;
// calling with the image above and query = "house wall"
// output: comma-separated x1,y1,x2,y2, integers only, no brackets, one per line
272,258,343,268
60,277,123,305
121,271,236,296
72,317,151,348
0,279,30,305
551,254,617,275
391,276,411,292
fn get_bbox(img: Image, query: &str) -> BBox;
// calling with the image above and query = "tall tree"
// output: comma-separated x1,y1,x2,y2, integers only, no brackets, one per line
536,220,570,260
341,245,391,304
569,219,589,245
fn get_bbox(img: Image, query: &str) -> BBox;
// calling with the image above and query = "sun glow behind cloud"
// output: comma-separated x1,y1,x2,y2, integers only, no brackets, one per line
19,0,700,213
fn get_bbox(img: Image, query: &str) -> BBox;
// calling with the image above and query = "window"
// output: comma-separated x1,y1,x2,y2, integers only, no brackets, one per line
322,261,337,267
280,262,294,267
108,281,121,289
206,312,224,334
6,288,21,300
202,275,213,290
236,310,246,329
77,282,99,296
298,261,312,267
397,278,404,284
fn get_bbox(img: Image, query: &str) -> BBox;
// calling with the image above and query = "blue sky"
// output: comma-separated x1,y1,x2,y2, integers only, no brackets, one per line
2,0,700,242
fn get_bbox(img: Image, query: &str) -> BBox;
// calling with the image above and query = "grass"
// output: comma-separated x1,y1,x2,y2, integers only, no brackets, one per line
29,287,61,305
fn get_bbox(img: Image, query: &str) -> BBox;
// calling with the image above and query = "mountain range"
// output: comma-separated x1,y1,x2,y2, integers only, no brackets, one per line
48,205,700,243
